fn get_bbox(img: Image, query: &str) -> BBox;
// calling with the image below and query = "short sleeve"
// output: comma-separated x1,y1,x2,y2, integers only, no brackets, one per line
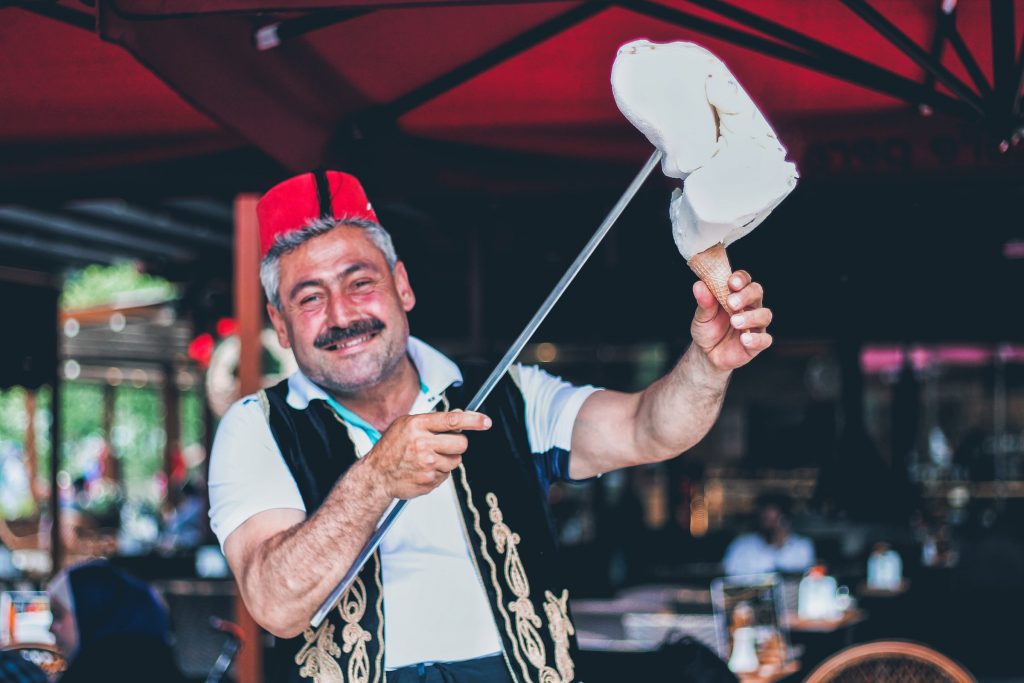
207,395,307,551
509,364,602,486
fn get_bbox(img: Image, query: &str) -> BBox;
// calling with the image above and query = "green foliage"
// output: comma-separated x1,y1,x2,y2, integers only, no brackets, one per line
181,390,204,449
62,383,104,444
0,382,205,513
113,386,165,497
0,386,29,446
61,262,176,310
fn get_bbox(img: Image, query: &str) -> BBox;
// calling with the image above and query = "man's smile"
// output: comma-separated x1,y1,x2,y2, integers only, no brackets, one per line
314,317,387,354
322,330,380,353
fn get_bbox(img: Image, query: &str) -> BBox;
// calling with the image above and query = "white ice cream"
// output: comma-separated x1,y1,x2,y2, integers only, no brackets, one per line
611,39,798,259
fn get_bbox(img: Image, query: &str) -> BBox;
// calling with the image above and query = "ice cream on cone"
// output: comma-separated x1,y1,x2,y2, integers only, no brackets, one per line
611,39,799,304
687,242,733,310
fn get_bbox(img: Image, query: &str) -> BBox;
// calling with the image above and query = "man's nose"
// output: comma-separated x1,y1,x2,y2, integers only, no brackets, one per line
324,291,359,328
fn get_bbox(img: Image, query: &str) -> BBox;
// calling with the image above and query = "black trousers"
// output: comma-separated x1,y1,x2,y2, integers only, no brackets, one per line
387,654,515,683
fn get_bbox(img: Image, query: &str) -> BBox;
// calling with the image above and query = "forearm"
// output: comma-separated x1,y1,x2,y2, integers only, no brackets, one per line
232,410,489,636
238,458,391,637
570,343,731,478
633,342,731,461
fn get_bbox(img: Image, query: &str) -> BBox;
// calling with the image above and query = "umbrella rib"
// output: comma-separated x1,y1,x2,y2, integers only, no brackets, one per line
837,0,985,116
922,3,950,99
1015,33,1024,119
946,17,995,99
623,0,975,121
253,9,372,51
990,0,1016,117
10,2,94,32
683,0,930,96
252,0,585,49
683,0,968,113
380,1,609,120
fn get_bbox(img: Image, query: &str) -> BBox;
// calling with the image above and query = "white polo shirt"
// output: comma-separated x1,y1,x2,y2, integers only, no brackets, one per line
208,336,599,669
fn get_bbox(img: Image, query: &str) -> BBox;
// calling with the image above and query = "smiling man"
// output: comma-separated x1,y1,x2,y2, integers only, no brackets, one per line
208,170,773,683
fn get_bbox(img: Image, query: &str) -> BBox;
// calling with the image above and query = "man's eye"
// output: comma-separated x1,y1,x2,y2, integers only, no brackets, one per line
353,280,372,289
300,294,321,305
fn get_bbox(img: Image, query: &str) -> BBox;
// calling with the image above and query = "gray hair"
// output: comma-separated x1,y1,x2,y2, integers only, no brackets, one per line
260,216,398,309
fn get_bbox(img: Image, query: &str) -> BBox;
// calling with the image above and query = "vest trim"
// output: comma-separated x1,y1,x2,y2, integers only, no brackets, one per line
292,551,384,683
372,551,385,681
453,463,528,682
453,463,577,683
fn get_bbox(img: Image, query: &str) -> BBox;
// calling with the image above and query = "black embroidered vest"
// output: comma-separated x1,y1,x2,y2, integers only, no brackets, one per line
260,370,581,683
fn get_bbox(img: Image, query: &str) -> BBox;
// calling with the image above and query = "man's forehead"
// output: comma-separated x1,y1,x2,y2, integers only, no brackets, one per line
280,226,388,276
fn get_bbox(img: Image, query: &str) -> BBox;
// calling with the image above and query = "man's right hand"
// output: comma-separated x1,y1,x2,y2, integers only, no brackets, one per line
365,411,492,499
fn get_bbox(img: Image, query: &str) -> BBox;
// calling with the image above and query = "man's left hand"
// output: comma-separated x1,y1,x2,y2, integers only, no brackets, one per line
690,270,773,371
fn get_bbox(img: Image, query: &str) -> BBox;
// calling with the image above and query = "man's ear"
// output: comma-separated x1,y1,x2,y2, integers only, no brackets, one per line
267,302,292,349
393,261,416,313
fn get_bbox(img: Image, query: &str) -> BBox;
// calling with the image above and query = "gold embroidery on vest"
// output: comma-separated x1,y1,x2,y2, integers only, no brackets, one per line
488,493,546,670
339,576,372,683
544,590,576,682
487,493,571,683
295,574,375,683
373,551,385,683
296,621,344,683
456,466,531,683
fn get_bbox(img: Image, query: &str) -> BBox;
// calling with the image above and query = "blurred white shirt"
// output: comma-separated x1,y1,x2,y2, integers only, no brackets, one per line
723,532,815,577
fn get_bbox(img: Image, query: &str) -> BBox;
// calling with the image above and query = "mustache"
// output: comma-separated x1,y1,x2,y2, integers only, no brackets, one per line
314,318,386,349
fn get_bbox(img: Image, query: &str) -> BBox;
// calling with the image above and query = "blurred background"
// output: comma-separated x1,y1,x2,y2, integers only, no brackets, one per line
1,1,1023,681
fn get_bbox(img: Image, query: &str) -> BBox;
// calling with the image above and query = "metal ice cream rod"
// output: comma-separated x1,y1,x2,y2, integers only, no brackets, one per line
310,149,664,629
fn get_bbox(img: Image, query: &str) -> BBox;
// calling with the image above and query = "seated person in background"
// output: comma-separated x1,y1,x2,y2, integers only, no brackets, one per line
158,480,207,552
723,492,814,576
47,560,186,683
57,478,99,555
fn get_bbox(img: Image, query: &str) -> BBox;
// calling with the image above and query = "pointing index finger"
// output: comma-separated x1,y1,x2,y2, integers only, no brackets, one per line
425,410,492,433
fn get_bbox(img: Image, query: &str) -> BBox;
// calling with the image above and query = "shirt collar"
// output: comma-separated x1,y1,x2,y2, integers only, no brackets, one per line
285,336,463,410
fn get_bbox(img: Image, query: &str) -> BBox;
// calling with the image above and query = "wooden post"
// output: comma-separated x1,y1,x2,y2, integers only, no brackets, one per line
162,364,181,501
102,384,120,485
49,373,62,572
233,193,264,683
25,391,39,505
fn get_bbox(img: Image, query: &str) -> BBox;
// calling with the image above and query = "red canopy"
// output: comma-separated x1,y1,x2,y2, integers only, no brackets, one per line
4,0,1023,192
2,0,1021,345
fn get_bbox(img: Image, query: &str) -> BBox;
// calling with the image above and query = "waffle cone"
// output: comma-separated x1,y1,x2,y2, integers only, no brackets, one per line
687,243,732,309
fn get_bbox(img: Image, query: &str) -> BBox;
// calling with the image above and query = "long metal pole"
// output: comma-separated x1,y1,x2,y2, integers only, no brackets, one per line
311,149,664,628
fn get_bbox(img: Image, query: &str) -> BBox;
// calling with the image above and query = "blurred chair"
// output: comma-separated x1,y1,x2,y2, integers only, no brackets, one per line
2,643,67,680
804,640,975,683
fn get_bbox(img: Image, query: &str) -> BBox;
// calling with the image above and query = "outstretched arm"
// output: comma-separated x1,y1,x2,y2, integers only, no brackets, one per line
568,270,772,479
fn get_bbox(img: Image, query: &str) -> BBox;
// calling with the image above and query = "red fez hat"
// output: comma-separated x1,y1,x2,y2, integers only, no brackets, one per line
257,170,378,257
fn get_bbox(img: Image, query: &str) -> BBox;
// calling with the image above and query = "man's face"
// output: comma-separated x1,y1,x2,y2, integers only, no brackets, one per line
267,226,416,396
758,505,784,536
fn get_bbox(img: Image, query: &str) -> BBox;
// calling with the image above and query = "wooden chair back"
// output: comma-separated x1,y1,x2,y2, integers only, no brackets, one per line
804,640,975,683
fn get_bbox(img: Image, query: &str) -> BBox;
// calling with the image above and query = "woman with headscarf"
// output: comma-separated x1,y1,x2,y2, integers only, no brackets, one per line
47,560,186,683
